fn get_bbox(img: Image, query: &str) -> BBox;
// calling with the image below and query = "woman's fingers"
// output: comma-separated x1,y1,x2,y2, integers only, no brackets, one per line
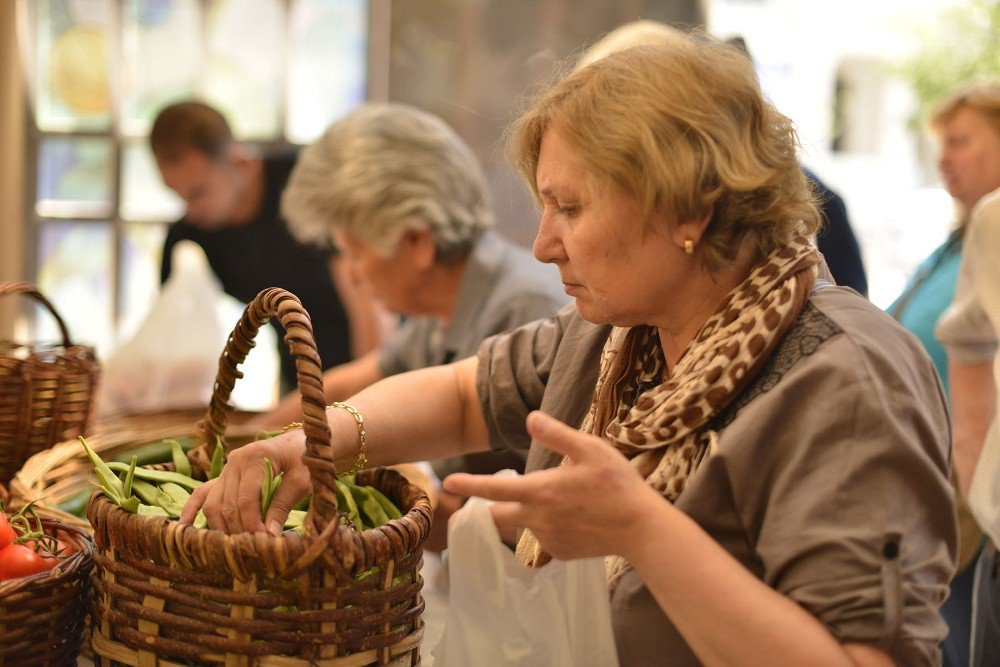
526,411,605,461
180,479,213,524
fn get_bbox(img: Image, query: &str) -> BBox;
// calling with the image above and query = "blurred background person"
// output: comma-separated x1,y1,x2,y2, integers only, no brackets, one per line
151,101,384,394
933,82,1000,667
889,82,1000,667
255,102,568,550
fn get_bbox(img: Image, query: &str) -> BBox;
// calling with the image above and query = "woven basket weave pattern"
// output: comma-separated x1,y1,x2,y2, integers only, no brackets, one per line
87,288,433,665
0,519,95,667
0,282,99,485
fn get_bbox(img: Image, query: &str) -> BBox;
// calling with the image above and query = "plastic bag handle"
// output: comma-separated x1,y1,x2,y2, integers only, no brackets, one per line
0,281,74,347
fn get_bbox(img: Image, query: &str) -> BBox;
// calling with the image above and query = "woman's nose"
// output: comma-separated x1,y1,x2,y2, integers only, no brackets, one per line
533,211,564,264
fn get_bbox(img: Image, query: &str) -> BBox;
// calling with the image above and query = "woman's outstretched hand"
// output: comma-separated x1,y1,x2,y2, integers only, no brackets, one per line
443,411,664,561
179,431,312,535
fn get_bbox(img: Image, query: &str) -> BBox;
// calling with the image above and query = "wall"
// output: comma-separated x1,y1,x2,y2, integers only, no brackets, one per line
0,0,26,339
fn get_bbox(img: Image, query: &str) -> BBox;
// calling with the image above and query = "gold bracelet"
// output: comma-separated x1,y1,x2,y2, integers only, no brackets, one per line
278,403,368,473
328,401,368,473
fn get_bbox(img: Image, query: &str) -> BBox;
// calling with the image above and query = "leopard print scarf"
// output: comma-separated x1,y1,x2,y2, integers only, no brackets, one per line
515,235,820,591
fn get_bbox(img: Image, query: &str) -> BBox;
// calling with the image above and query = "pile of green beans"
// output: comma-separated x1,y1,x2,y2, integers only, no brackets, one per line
78,437,402,534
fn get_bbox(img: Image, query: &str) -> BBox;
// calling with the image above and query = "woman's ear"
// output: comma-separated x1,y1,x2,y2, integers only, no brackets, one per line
669,207,714,253
402,227,438,269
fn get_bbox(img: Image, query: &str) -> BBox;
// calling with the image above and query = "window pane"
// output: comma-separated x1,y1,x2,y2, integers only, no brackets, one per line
36,221,114,355
121,0,202,136
287,0,368,144
121,140,185,221
118,222,167,342
204,0,285,139
36,136,115,218
34,0,114,131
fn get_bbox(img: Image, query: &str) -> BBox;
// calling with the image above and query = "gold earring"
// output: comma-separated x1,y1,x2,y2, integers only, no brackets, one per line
684,239,695,255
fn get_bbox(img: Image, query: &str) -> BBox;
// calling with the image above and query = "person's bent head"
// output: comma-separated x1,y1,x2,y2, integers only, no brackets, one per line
282,103,493,312
930,83,1000,216
510,34,818,277
150,101,255,230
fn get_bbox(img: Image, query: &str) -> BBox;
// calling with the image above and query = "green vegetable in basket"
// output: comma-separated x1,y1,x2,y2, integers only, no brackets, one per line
167,438,192,478
209,439,225,480
55,488,93,518
122,455,138,498
129,478,161,506
80,436,125,505
109,436,196,466
334,479,362,529
346,483,390,529
105,462,203,490
365,486,403,522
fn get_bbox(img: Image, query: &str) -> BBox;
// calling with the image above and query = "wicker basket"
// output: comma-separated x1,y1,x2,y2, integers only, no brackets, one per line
88,287,433,666
0,517,95,667
0,281,100,485
8,409,260,531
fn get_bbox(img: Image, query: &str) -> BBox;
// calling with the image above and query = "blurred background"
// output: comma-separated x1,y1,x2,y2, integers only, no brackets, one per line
0,0,996,406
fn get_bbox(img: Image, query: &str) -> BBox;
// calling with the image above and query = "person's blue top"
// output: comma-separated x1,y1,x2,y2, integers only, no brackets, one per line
887,231,963,394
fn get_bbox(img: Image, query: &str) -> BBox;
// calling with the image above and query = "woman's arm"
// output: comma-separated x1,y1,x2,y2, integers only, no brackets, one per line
445,412,892,667
950,359,997,497
182,356,490,534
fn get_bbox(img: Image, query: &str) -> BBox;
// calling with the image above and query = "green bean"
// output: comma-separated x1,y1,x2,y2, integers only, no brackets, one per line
80,437,125,502
123,455,137,498
110,436,195,466
168,438,192,478
347,483,390,529
193,510,207,529
365,486,403,521
136,503,169,517
55,489,93,518
209,438,225,480
334,479,363,529
120,496,141,513
261,458,274,515
105,462,203,490
129,479,161,506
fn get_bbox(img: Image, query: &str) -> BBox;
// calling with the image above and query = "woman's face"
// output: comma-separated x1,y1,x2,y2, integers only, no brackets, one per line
937,106,1000,213
532,125,688,329
335,231,423,315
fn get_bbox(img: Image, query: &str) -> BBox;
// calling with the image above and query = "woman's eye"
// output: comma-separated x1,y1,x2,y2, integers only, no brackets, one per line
556,205,578,218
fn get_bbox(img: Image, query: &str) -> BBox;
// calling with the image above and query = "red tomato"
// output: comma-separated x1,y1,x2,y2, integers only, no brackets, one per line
0,543,51,580
0,513,15,550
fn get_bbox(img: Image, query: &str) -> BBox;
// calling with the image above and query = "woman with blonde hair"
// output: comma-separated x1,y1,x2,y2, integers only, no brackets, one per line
185,33,955,665
890,82,1000,667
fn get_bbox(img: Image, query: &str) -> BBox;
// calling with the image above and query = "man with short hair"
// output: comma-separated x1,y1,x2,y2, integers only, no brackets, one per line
151,101,382,391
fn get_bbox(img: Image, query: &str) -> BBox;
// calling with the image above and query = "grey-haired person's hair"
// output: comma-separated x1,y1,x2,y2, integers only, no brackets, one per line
282,103,494,262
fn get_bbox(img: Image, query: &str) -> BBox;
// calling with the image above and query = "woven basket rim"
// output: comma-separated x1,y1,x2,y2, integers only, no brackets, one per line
0,517,94,596
87,465,432,582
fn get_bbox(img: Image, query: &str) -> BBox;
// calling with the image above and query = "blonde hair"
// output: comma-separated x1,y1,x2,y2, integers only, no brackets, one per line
282,103,493,262
510,33,818,270
931,82,1000,138
576,20,690,70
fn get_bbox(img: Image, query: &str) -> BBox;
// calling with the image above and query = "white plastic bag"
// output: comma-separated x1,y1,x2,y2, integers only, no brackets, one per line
434,473,620,667
96,241,225,415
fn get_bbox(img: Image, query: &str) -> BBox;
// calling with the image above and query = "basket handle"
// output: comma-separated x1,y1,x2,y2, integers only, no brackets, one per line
0,281,74,347
198,287,341,529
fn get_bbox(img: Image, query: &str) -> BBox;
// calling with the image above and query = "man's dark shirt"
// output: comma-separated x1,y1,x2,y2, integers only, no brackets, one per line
806,169,869,297
160,151,352,389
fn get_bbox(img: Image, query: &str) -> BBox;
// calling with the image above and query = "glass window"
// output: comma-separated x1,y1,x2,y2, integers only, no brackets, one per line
121,0,202,137
287,0,369,143
33,0,115,132
36,136,115,218
36,221,115,353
